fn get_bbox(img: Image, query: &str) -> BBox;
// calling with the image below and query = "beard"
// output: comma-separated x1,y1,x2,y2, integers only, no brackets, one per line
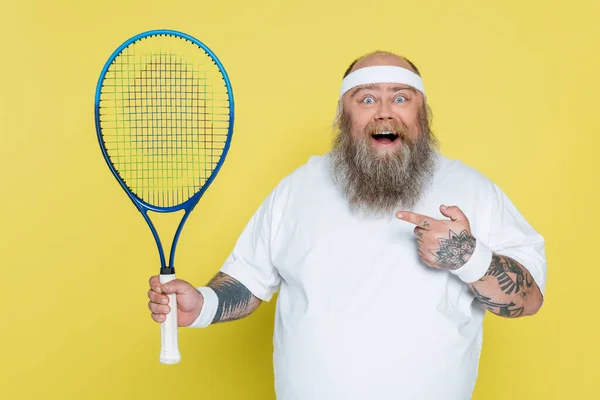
329,103,438,218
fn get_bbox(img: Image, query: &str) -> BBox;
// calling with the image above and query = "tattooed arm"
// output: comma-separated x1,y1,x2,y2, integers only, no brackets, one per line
397,205,544,318
466,255,543,317
207,272,262,323
147,272,262,327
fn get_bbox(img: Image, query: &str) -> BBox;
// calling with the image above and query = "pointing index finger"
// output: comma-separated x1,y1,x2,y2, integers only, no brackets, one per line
395,211,435,229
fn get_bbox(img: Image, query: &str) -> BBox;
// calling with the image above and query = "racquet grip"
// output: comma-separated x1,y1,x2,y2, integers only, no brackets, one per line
159,273,181,364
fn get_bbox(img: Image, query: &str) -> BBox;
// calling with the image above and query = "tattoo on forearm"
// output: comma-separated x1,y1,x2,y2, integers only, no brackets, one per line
468,255,536,318
208,272,260,323
435,229,476,270
486,255,533,297
469,285,525,317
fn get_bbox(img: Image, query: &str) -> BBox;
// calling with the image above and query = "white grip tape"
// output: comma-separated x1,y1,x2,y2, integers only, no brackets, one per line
159,274,181,364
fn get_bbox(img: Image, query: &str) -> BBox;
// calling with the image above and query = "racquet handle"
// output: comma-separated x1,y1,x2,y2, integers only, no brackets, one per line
159,273,181,364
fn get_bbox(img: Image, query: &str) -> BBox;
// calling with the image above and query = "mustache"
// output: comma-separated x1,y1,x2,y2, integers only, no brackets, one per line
363,120,411,142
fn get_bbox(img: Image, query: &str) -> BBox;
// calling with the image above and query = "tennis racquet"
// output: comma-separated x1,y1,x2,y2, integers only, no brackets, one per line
94,29,234,364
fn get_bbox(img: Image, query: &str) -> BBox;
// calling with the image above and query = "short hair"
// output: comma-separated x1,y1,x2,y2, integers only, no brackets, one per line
342,51,421,78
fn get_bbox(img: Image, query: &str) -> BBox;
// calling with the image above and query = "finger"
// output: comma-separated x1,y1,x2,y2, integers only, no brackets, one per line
414,226,426,241
148,301,171,314
160,279,194,295
147,289,169,305
149,275,162,293
439,205,468,222
151,312,166,323
396,211,436,229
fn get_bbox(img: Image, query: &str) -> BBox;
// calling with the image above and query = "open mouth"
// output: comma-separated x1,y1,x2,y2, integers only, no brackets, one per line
371,131,399,144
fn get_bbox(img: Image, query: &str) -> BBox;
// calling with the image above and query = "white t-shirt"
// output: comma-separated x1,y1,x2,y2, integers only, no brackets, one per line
219,152,547,400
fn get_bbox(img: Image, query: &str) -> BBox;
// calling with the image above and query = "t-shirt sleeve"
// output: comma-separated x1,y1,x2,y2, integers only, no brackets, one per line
486,183,548,297
218,186,283,301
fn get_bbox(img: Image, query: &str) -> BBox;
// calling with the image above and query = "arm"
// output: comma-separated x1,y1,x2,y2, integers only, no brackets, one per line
397,205,545,319
147,272,262,327
466,253,543,317
207,272,262,323
193,184,285,325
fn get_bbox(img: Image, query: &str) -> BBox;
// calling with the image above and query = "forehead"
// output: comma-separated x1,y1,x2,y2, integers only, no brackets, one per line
351,53,414,73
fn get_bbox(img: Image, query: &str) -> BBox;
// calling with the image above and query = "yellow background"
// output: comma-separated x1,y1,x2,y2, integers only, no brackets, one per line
1,0,597,399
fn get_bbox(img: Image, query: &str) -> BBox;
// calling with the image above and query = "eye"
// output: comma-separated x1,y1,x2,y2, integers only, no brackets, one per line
394,96,406,103
362,97,375,104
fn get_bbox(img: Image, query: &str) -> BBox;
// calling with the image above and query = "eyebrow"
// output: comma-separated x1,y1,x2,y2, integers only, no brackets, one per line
350,84,417,97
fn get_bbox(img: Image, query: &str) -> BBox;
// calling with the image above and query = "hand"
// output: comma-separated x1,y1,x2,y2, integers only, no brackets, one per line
395,205,476,271
147,276,204,327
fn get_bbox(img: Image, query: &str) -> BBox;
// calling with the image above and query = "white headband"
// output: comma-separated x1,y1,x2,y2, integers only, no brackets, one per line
339,66,426,98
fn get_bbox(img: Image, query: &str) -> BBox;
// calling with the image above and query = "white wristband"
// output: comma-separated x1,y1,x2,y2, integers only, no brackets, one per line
187,286,219,328
450,239,493,283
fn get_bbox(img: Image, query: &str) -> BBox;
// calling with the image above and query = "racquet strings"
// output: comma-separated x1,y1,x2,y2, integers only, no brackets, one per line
98,35,231,208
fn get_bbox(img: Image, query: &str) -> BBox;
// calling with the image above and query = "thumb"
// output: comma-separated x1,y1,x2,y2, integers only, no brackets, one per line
160,279,195,295
439,205,468,222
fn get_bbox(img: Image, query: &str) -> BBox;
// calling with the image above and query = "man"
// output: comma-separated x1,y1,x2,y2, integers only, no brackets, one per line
147,51,546,399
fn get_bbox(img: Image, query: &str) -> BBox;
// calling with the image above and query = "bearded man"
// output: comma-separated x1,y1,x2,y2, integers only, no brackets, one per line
147,51,547,400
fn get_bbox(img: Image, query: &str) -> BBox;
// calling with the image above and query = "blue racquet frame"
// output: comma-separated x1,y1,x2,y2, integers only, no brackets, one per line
94,29,235,276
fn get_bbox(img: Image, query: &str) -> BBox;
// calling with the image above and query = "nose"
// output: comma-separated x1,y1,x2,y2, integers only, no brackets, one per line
375,101,394,120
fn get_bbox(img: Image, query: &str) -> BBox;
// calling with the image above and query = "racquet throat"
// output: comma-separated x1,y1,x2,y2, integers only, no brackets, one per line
161,267,175,275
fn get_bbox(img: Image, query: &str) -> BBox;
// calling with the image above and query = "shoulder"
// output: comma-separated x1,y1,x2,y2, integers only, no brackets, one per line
274,153,330,189
434,153,496,191
288,153,330,179
263,153,331,204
